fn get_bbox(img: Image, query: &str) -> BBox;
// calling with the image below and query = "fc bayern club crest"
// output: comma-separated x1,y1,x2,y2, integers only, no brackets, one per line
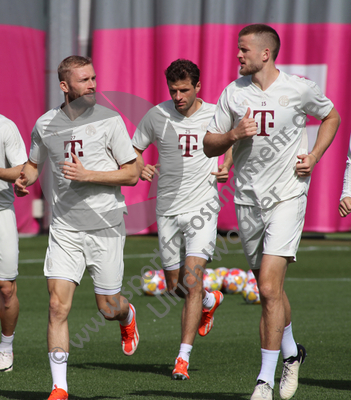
86,124,97,136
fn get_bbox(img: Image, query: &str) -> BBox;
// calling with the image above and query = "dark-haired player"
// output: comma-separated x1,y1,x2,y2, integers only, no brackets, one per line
133,59,232,380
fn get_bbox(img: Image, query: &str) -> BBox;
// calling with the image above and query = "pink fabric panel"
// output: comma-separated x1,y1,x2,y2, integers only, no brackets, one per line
93,23,351,233
0,25,45,234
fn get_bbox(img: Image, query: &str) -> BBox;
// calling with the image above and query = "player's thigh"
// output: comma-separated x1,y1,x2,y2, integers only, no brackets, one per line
157,215,185,268
235,203,265,270
263,194,307,261
47,278,77,312
44,227,86,284
0,206,19,280
181,210,218,260
85,222,126,290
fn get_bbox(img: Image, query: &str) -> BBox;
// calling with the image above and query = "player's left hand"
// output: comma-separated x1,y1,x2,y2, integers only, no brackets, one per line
295,153,317,177
211,164,229,183
60,153,87,182
339,197,351,217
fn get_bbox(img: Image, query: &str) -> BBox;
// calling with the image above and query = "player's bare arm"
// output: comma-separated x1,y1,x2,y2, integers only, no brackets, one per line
133,146,159,182
203,107,257,158
0,164,25,183
60,153,139,186
339,197,351,217
14,160,39,197
211,148,233,183
296,107,341,177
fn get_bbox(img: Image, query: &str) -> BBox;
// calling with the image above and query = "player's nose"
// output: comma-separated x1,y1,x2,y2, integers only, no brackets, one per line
175,91,182,100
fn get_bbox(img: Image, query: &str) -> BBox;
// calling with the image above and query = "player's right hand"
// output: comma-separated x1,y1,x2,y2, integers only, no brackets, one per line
339,197,351,217
141,164,160,182
231,107,257,141
14,171,30,197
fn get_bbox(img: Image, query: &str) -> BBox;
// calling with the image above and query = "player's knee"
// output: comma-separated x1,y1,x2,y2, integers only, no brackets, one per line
183,279,202,298
0,283,16,306
49,295,71,320
258,282,281,303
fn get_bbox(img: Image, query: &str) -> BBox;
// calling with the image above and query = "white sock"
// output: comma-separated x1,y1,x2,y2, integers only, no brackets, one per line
281,323,298,359
178,343,192,363
202,291,215,310
49,352,68,392
257,349,280,389
119,305,134,326
0,333,14,353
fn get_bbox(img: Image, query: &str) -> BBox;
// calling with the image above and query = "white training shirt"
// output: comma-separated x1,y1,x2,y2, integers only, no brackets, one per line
29,104,136,231
133,99,218,216
208,71,334,208
340,135,351,200
0,115,27,210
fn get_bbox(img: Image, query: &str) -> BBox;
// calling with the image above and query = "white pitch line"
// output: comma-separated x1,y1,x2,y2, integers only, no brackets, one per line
285,277,351,282
17,245,351,265
15,275,351,282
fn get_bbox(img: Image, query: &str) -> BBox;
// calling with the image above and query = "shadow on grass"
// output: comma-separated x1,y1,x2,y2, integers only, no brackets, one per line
70,362,178,377
299,378,351,391
128,391,247,400
0,391,120,400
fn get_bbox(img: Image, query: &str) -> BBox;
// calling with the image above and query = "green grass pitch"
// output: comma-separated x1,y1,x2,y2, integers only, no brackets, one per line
0,234,350,399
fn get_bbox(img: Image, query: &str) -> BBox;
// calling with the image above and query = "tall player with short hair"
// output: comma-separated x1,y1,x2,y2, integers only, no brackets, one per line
204,24,340,400
15,56,140,400
0,116,27,373
133,59,232,380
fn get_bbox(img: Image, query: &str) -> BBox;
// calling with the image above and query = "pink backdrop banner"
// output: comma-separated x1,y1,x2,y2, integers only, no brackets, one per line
92,23,351,233
0,25,45,234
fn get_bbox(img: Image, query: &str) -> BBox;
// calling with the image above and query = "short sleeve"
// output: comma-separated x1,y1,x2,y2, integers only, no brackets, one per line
300,79,334,120
29,123,48,164
207,87,234,134
3,120,27,166
132,108,157,150
109,116,137,166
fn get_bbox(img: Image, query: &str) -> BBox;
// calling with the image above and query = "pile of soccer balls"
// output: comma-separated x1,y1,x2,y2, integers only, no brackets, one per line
141,266,260,304
141,270,166,296
211,267,260,304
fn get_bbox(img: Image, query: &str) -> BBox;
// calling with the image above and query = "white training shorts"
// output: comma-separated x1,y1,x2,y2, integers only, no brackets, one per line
157,209,218,269
44,221,126,290
0,205,19,280
235,194,307,270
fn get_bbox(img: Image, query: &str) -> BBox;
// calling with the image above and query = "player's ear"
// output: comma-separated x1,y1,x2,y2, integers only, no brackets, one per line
60,80,69,93
195,81,201,94
262,48,270,62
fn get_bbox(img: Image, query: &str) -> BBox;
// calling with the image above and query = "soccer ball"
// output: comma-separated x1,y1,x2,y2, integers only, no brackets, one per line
242,280,260,304
246,269,256,282
215,267,228,285
142,269,166,296
203,268,221,292
222,268,247,294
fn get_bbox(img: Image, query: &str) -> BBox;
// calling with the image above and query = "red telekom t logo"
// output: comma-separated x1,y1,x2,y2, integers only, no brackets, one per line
178,134,198,157
64,140,84,158
253,110,274,136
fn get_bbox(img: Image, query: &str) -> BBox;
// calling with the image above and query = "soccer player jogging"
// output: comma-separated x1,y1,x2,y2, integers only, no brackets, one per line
0,116,27,373
132,59,232,380
339,134,351,217
203,24,340,400
15,56,140,400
